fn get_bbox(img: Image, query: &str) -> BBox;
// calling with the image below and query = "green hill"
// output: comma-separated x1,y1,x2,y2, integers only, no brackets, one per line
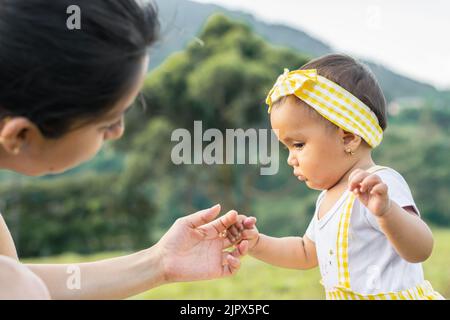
152,0,444,102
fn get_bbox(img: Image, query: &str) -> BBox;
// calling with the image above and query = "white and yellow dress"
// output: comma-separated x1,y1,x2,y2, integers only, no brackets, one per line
305,165,444,300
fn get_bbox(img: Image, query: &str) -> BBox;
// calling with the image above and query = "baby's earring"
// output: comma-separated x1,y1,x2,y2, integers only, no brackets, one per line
345,148,355,155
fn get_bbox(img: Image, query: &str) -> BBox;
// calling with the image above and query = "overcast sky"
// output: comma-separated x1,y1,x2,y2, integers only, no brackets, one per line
193,0,450,90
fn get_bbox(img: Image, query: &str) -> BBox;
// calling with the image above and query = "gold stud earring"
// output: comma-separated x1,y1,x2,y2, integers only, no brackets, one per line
12,146,20,155
346,148,355,155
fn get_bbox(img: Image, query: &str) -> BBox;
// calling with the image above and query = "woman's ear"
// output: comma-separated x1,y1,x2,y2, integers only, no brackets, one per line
0,117,42,155
338,128,362,152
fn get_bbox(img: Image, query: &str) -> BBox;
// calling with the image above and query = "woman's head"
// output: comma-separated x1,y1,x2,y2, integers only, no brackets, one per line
0,0,159,176
269,54,387,190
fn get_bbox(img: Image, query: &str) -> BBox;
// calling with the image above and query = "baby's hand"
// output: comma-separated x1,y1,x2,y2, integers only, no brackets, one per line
348,169,392,217
226,215,259,252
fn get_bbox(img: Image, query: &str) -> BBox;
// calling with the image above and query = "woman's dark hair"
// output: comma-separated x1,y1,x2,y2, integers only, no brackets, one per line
0,0,159,138
301,54,387,131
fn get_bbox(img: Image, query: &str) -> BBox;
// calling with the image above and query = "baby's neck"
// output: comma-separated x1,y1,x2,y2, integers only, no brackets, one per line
328,154,375,193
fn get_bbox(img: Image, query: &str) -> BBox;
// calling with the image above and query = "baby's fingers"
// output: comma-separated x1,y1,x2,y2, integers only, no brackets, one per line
235,215,246,231
348,169,370,191
221,240,248,277
237,240,249,256
359,174,382,193
229,225,240,238
243,217,257,229
369,182,388,196
223,230,238,248
241,229,259,241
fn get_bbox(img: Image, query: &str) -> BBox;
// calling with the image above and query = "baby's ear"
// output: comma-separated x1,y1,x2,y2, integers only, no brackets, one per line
0,117,41,155
339,128,362,149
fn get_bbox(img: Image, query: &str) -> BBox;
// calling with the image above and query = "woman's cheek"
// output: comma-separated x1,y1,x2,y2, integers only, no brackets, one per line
77,132,104,163
91,134,105,157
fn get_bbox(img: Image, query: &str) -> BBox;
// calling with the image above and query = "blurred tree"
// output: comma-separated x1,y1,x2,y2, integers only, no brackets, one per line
133,14,309,213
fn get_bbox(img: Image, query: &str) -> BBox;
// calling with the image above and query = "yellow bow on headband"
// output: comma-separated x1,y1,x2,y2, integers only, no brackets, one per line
265,68,383,148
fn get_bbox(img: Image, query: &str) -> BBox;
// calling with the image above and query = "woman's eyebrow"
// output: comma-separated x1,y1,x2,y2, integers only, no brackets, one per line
103,105,133,122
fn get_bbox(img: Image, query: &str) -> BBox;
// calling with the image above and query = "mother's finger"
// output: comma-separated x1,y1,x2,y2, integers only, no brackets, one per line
222,254,240,277
185,204,221,228
198,210,238,239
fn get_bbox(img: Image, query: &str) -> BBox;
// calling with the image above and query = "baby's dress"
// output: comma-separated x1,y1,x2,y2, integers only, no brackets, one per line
305,165,444,299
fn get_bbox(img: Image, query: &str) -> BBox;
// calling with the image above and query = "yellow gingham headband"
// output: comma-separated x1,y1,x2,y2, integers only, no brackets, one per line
265,68,383,148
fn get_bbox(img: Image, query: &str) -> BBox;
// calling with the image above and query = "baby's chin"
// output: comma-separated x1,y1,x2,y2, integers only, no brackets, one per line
301,178,326,191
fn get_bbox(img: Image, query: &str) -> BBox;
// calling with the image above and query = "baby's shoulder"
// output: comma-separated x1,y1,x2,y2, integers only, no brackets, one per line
371,165,420,215
374,166,410,188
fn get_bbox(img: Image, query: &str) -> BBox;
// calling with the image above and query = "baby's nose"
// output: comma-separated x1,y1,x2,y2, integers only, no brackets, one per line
287,151,298,166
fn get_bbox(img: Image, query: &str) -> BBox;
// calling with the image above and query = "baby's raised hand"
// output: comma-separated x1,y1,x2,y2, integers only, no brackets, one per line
226,215,259,252
348,168,392,217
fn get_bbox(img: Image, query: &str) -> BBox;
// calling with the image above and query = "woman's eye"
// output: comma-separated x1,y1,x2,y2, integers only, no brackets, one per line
104,118,123,131
293,143,305,150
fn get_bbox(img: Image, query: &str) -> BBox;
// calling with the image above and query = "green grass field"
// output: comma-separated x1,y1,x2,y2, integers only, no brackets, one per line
24,228,450,299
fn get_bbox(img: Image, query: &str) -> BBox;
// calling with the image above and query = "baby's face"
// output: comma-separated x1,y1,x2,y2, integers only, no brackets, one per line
270,96,352,190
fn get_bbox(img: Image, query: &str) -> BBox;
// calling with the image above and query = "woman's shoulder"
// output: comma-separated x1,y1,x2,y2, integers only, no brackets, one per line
0,213,19,259
0,255,50,299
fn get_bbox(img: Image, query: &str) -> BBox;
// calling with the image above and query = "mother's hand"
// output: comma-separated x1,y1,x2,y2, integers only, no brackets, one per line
155,204,248,283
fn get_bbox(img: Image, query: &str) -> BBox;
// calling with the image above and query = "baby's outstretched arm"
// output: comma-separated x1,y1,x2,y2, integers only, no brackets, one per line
349,169,434,263
226,215,317,270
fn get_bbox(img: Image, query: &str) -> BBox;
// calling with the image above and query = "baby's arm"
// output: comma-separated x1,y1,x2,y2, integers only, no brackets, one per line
377,202,433,263
349,169,434,263
250,234,317,270
227,216,317,270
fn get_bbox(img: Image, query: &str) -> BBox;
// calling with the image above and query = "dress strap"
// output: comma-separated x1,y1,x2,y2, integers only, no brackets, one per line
336,191,355,288
335,165,388,289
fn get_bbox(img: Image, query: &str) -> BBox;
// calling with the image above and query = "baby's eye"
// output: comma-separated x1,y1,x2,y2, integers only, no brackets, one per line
293,143,305,150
